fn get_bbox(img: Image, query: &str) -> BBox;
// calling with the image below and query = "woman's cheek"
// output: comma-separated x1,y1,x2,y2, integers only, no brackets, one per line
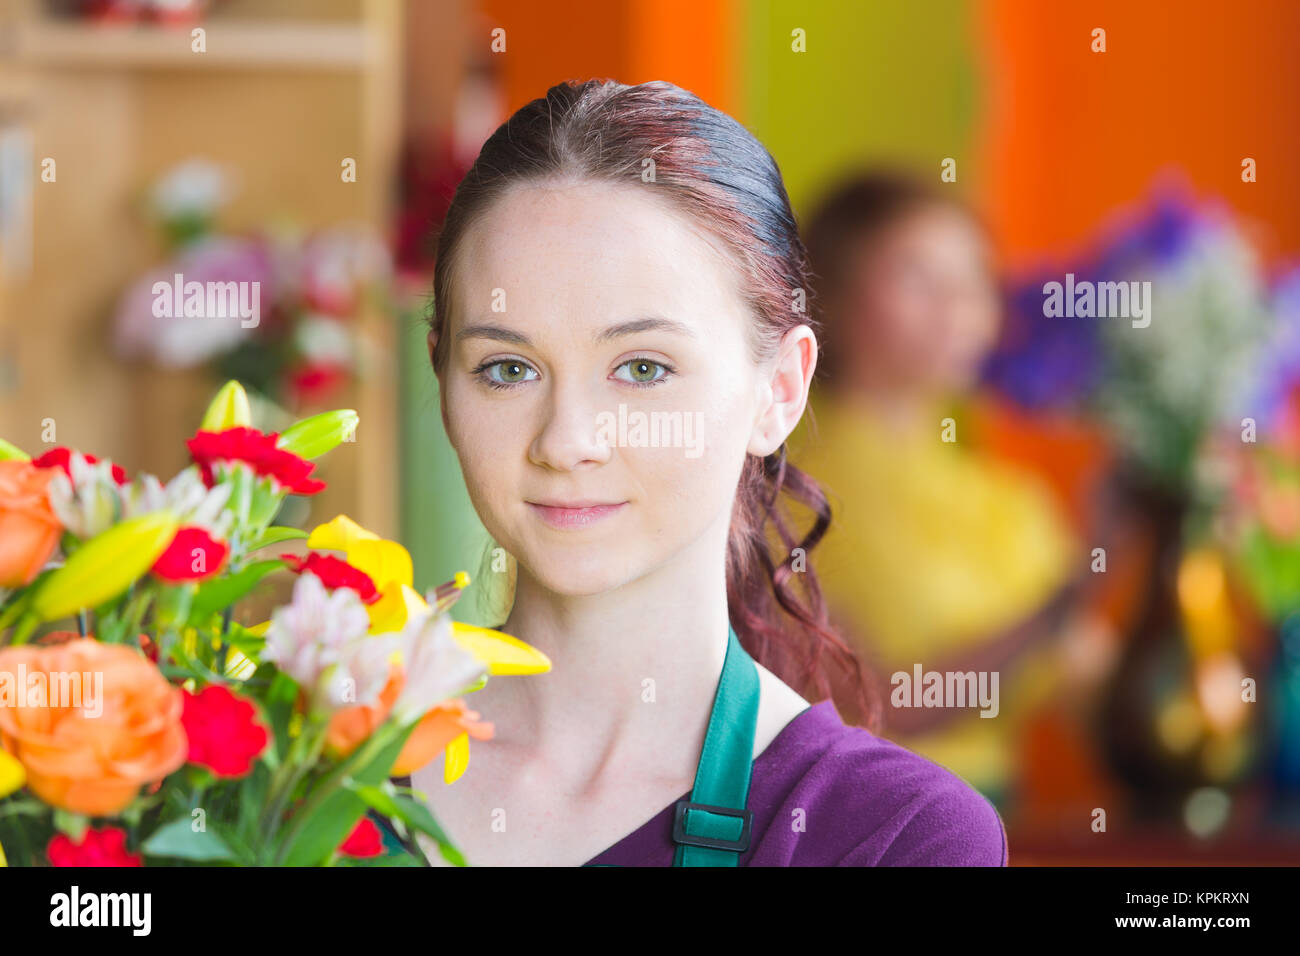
633,426,730,525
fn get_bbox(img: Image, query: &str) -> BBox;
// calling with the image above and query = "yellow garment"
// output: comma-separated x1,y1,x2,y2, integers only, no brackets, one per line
789,392,1077,795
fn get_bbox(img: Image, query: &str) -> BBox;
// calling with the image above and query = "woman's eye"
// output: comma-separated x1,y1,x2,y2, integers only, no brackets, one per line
613,358,673,387
475,360,538,388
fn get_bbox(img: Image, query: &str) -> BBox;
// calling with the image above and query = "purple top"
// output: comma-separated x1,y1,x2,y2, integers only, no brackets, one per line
584,698,1008,866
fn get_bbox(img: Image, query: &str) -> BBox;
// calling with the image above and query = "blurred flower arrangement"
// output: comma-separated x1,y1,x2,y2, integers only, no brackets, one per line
984,178,1271,487
0,380,549,866
113,159,393,412
981,175,1300,819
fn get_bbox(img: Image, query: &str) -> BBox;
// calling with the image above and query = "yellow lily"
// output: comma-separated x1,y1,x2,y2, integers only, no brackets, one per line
304,516,550,676
14,510,180,643
199,380,253,431
301,516,551,782
256,514,550,682
0,748,25,801
307,514,421,634
277,409,360,460
0,747,19,866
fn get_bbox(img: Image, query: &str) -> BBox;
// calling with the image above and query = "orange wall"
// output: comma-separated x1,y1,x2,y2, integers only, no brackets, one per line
476,0,738,117
976,0,1300,268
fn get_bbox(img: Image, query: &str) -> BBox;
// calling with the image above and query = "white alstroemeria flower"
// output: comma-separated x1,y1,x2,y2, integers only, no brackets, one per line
318,631,399,712
390,598,487,726
123,467,234,540
262,572,372,709
45,452,125,539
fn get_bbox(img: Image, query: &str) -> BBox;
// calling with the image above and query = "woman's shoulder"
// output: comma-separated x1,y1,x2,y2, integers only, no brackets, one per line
751,699,1008,866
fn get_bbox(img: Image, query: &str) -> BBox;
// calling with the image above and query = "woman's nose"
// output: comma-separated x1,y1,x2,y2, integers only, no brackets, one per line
527,383,614,471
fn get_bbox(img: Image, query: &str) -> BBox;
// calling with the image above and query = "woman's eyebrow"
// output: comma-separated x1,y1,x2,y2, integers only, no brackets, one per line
456,316,696,347
595,316,696,343
455,324,531,346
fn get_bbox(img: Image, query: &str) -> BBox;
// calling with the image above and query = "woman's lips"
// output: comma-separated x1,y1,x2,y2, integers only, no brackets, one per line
526,501,627,530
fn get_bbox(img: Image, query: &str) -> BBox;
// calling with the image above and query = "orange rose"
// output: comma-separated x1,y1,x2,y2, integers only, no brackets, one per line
0,637,187,816
0,460,62,588
326,663,493,776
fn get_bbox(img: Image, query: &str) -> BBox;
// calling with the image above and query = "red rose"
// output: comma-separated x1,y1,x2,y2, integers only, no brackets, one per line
186,427,326,496
47,826,142,867
180,685,269,778
152,525,228,582
281,552,378,603
338,816,384,858
31,446,128,486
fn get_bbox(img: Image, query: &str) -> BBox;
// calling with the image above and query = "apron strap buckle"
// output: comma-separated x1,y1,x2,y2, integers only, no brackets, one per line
672,800,754,853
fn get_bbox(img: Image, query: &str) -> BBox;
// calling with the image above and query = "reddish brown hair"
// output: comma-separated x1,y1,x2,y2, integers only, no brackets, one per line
427,79,880,732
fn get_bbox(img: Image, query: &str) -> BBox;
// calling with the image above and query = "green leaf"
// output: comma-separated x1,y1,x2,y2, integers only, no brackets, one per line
337,851,424,867
246,526,308,552
279,725,414,867
224,621,266,657
0,590,34,632
1238,522,1300,619
152,582,195,630
0,437,29,461
237,763,271,846
52,809,88,842
263,668,301,764
188,559,285,624
346,782,404,819
141,816,236,862
345,782,465,866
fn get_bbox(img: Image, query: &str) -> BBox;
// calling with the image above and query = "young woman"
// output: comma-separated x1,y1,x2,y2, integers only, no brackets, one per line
410,79,1007,866
792,172,1081,804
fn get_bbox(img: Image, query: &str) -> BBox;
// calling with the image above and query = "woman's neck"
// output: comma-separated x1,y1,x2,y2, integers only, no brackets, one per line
483,509,734,792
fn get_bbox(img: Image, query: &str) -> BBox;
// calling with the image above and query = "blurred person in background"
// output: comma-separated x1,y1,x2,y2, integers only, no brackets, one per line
791,171,1090,805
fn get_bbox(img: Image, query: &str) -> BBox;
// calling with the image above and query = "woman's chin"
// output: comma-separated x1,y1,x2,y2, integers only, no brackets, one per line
519,545,640,597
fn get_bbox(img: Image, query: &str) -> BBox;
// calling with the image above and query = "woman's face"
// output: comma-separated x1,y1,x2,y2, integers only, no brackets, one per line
433,179,800,597
838,204,1000,394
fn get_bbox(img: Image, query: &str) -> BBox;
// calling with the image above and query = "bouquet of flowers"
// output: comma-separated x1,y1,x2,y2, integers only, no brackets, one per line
983,177,1273,493
1215,266,1300,622
113,159,392,411
0,380,549,866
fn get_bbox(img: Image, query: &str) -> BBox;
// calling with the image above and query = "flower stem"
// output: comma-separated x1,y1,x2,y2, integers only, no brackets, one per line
269,723,399,866
259,718,329,856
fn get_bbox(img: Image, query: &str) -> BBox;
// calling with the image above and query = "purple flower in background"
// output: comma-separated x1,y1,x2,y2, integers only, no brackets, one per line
1250,266,1300,436
979,265,1102,409
1086,174,1272,484
980,172,1218,413
1091,180,1205,278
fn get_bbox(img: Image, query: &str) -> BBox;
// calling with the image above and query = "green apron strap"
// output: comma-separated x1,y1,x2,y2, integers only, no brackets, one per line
671,622,760,866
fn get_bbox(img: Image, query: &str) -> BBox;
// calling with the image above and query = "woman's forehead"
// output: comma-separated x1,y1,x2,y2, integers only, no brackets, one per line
462,180,731,275
452,180,745,339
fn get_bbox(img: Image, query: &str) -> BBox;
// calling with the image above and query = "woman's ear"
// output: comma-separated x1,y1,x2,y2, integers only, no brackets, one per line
748,325,818,457
426,326,438,368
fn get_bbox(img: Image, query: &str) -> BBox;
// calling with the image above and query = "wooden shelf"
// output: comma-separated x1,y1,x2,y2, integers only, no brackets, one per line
2,18,380,71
